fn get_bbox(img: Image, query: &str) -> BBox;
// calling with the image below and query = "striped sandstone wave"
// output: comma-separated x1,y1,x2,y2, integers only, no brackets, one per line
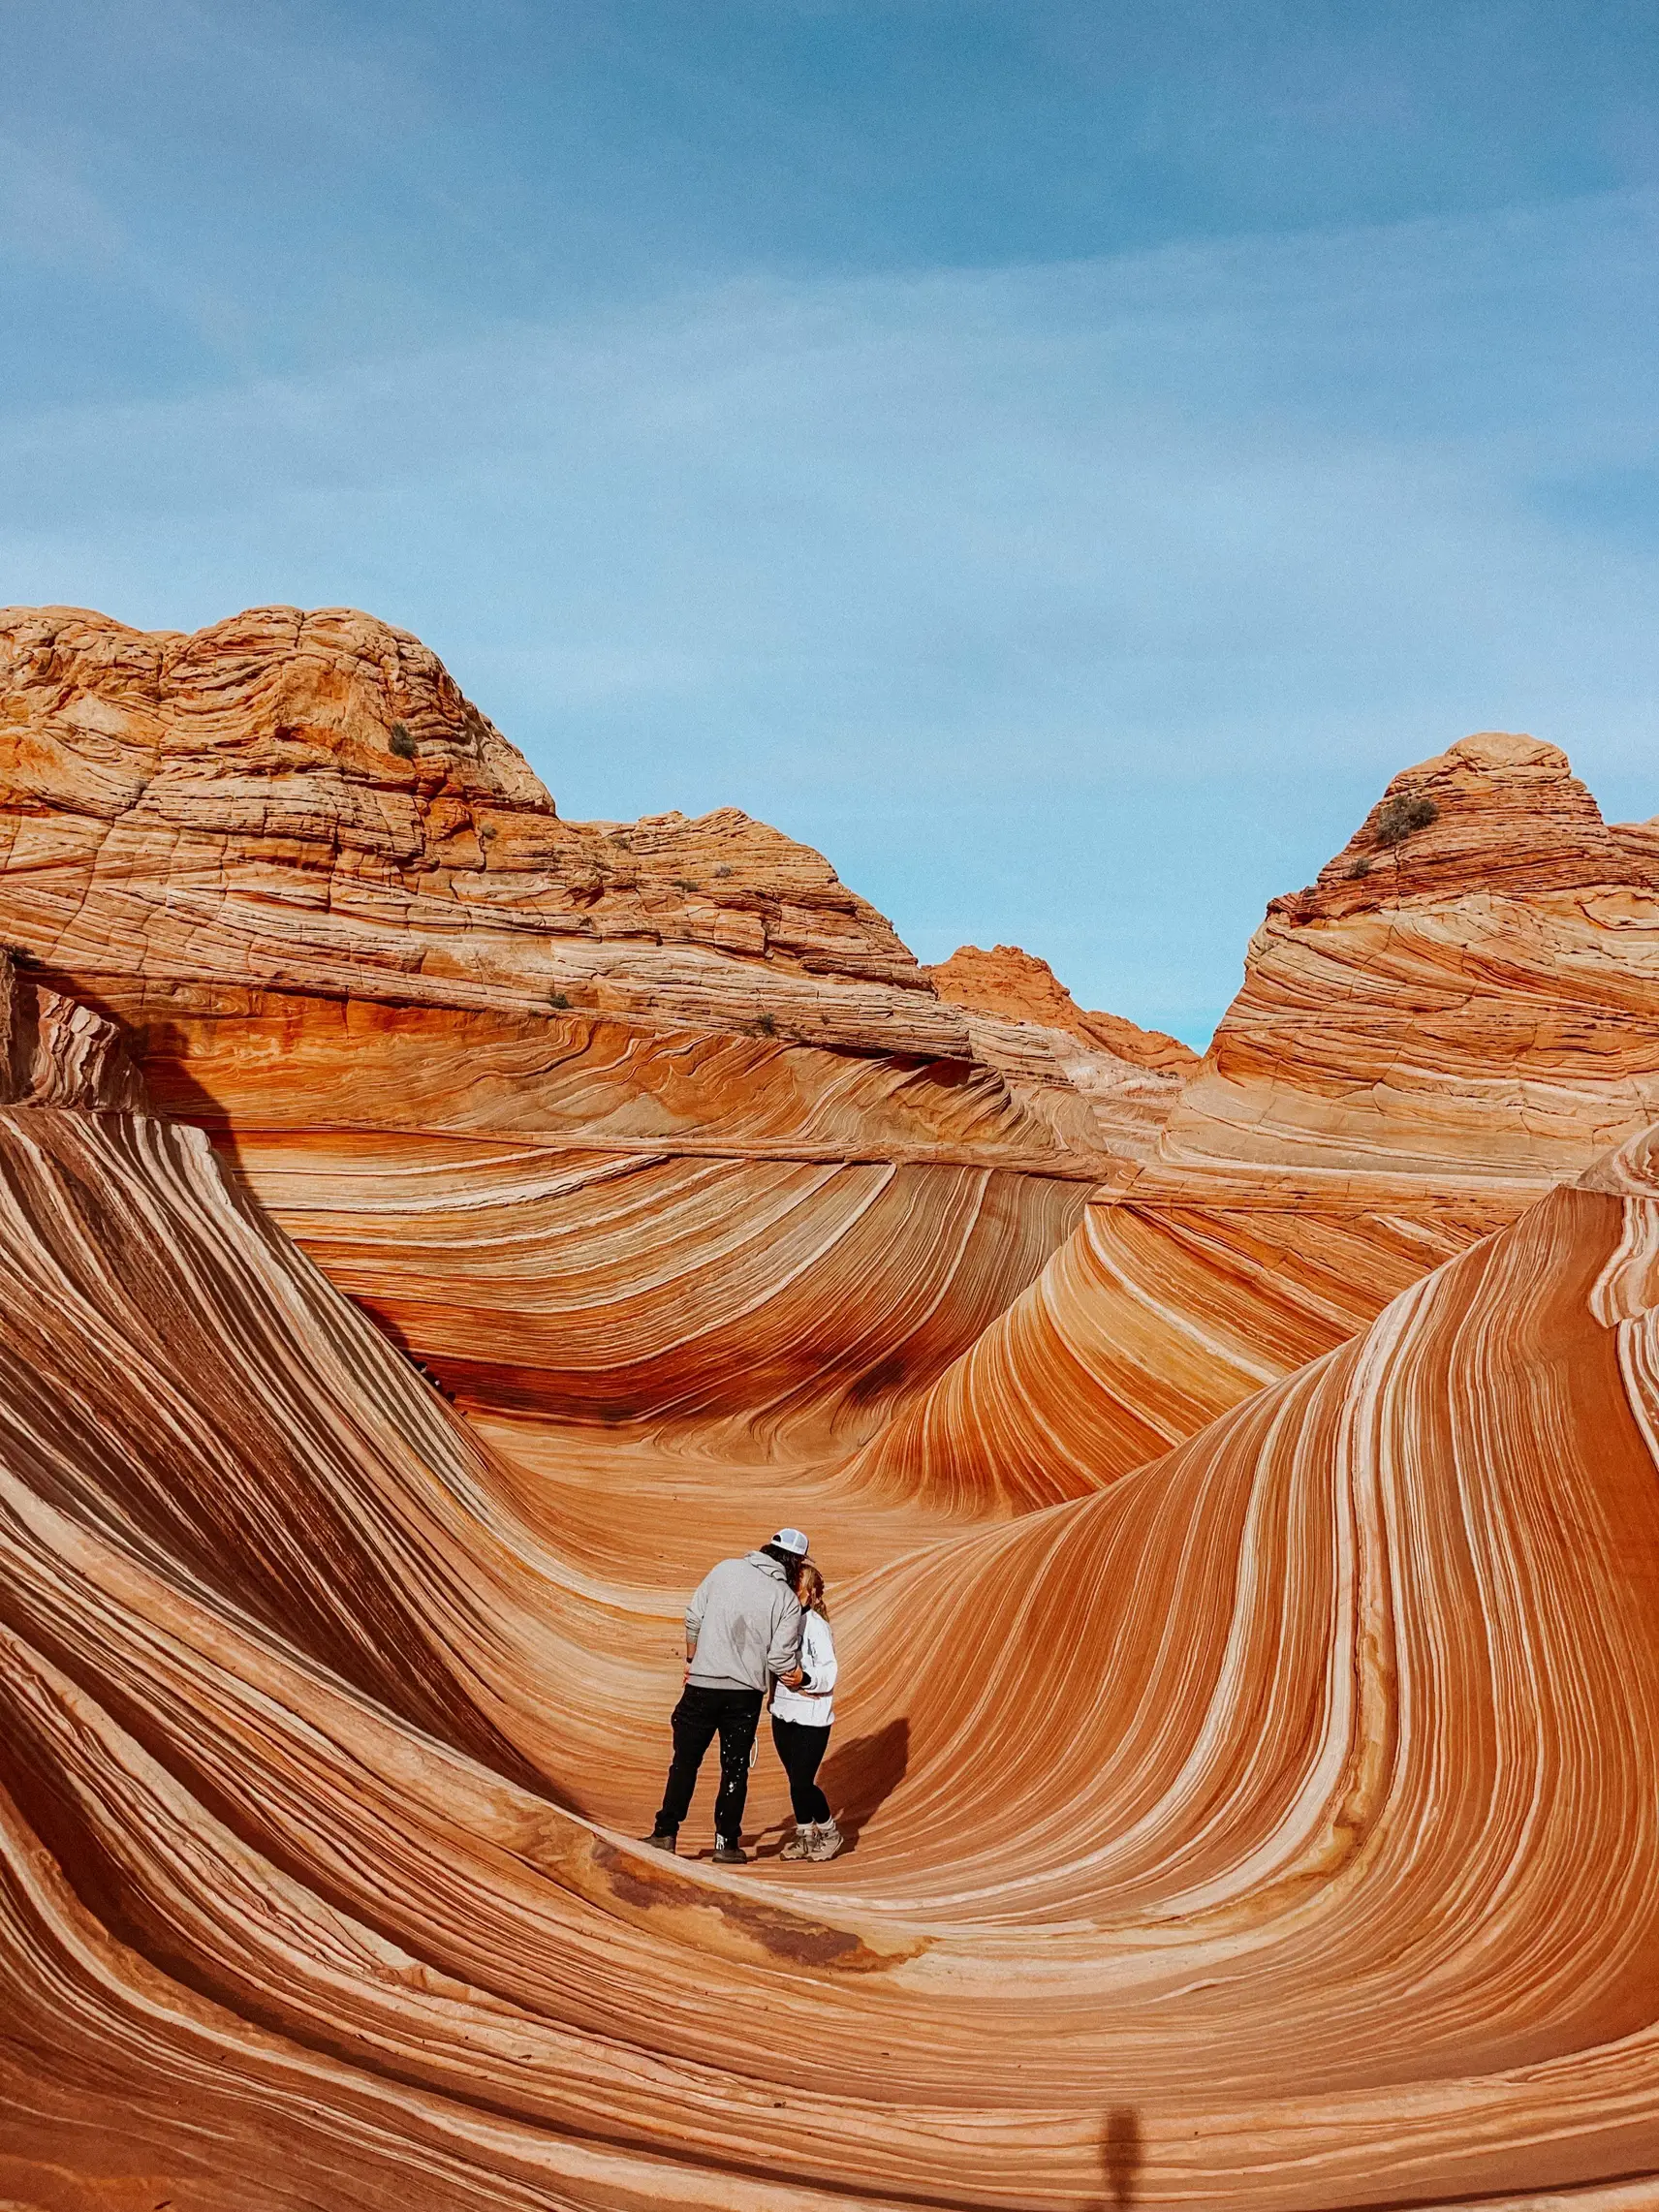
0,604,1182,1458
853,732,1659,1507
3,1006,1659,2203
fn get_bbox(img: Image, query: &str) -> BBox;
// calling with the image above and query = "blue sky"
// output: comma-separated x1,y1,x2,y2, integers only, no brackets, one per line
4,3,1657,1044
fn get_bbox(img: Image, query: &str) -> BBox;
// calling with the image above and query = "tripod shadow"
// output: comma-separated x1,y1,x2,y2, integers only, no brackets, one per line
1099,2106,1142,2209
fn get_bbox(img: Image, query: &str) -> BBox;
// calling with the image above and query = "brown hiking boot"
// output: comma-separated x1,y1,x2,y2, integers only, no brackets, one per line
712,1837,748,1865
805,1819,843,1862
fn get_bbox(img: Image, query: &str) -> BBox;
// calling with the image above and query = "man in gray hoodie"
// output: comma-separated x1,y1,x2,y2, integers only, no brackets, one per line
645,1529,808,1864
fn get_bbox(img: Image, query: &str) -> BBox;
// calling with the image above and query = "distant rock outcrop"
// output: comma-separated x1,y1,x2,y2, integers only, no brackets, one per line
1155,730,1659,1199
919,941,1197,1161
926,941,1199,1071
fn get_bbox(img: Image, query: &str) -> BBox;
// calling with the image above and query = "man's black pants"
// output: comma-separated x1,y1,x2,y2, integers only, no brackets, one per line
656,1684,764,1842
771,1714,832,1824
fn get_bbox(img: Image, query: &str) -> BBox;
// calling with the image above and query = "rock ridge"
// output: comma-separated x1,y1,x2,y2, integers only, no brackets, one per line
1273,730,1659,922
926,941,1199,1072
0,604,959,1058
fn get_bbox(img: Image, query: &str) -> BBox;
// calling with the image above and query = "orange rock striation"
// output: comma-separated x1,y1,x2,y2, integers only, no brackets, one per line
926,941,1199,1071
5,608,1659,2204
0,944,146,1111
3,955,1659,2205
855,732,1659,1508
0,605,1180,1455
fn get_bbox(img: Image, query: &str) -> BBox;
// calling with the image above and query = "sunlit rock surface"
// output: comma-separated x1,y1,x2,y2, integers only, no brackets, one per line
1159,731,1659,1198
925,940,1199,1071
861,732,1659,1507
5,609,1659,2206
4,986,1659,2205
923,941,1198,1160
0,605,1170,1456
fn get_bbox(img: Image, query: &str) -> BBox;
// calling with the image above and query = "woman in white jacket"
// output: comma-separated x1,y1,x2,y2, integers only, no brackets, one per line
771,1561,841,1861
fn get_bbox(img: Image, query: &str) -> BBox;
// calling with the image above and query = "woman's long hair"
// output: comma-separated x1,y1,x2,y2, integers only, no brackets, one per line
794,1561,829,1618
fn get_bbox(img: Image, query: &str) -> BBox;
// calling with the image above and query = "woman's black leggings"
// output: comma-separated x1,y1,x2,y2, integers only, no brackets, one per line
771,1714,832,1824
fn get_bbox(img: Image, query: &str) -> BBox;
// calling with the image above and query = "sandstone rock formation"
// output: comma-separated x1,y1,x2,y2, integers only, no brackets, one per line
0,604,1141,1081
0,604,952,1048
4,966,1659,2206
859,732,1659,1508
0,605,1182,1454
1156,731,1659,1199
922,941,1198,1160
926,940,1198,1071
5,607,1659,2208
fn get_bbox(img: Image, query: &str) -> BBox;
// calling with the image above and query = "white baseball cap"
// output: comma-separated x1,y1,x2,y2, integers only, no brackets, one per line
770,1527,810,1557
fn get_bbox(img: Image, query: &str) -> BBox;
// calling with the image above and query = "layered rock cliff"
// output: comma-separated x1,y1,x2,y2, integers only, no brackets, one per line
0,603,950,1047
856,732,1659,1506
1155,730,1659,1199
6,608,1659,2209
4,958,1659,2207
0,605,1180,1451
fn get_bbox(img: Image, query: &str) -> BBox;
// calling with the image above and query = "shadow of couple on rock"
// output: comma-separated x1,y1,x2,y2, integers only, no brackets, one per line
753,1714,910,1857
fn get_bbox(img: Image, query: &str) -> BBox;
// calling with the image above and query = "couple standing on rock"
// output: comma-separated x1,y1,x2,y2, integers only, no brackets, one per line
644,1527,842,1865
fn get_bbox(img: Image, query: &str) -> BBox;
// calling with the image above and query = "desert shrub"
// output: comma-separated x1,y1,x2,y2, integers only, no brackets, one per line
1347,857,1372,879
548,991,571,1010
389,720,418,759
749,1012,779,1038
1372,793,1438,847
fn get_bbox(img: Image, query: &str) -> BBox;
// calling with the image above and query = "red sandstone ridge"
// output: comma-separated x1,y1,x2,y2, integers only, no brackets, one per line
858,730,1659,1510
5,950,1659,2205
1,604,1197,1455
0,602,952,1052
926,942,1199,1073
0,605,1175,1170
1151,729,1659,1199
920,941,1198,1160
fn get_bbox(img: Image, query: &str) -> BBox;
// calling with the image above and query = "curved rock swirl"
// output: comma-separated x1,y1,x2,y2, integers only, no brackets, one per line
0,603,1155,1472
8,609,1659,2204
855,733,1659,1509
221,1126,1086,1452
847,1191,1486,1511
5,1067,1659,2203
